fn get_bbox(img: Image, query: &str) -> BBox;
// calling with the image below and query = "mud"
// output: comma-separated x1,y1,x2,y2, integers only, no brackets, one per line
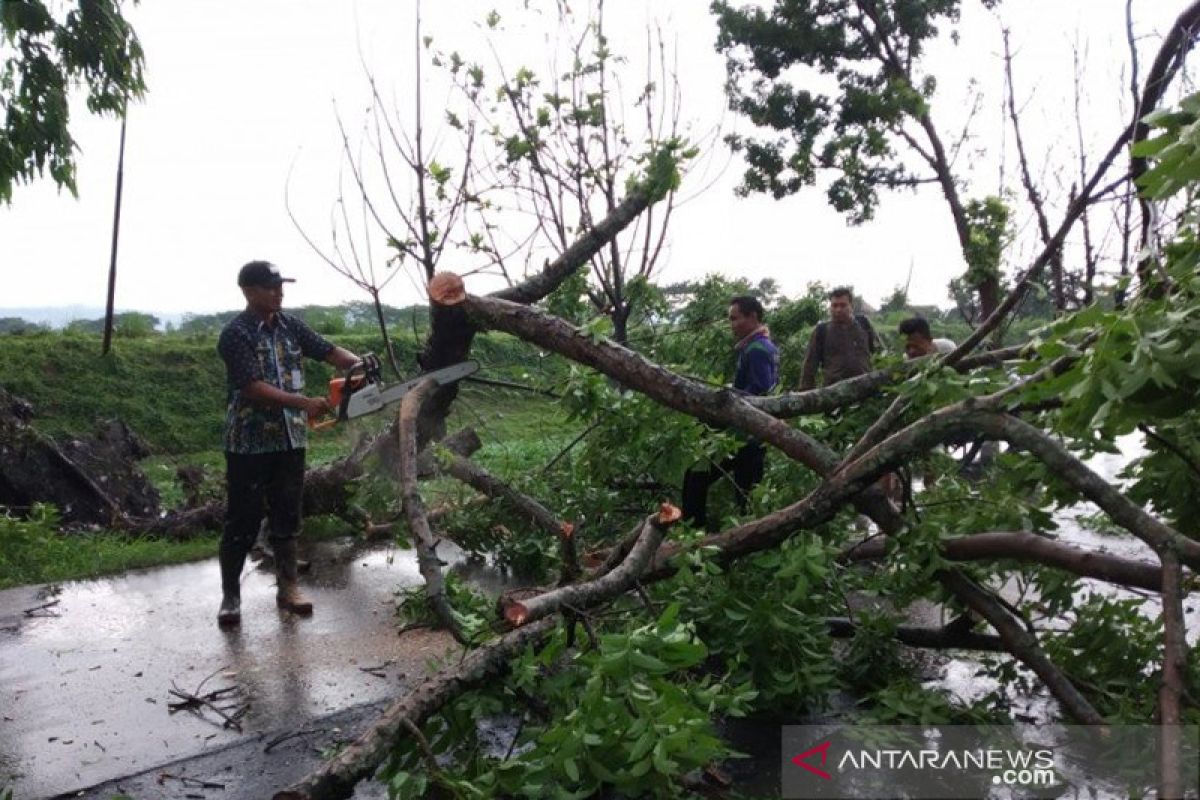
0,387,159,525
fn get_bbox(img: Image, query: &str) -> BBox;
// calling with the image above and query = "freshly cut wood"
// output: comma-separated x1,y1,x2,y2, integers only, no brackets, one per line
427,271,466,306
501,508,674,628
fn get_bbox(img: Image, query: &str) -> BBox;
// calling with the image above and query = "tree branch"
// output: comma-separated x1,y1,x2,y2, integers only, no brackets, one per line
440,453,563,537
397,377,467,644
936,570,1104,724
500,505,678,628
490,189,652,305
748,343,1031,418
824,617,1005,652
1158,549,1187,798
842,531,1165,592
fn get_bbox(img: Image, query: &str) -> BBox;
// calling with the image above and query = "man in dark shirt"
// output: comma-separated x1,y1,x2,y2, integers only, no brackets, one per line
681,295,780,530
799,286,880,390
215,260,361,627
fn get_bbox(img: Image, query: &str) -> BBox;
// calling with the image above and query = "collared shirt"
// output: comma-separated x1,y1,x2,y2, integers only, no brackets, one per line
734,331,779,396
217,310,334,454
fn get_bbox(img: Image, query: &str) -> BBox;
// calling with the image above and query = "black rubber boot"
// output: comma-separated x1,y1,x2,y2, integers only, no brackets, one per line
273,538,313,615
217,594,241,627
218,539,246,627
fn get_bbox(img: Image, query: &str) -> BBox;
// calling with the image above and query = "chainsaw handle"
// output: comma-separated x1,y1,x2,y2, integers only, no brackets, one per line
306,394,338,431
310,355,381,430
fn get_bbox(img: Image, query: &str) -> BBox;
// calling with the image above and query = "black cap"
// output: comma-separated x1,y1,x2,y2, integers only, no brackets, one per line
237,261,295,288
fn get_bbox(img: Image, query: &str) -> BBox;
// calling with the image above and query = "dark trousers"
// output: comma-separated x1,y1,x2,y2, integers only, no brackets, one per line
220,449,306,596
681,441,765,530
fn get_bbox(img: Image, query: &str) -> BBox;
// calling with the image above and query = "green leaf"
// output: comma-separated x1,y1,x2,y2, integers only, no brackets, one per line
629,730,655,761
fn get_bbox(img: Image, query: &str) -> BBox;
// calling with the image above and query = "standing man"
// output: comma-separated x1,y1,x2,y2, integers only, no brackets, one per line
799,287,881,390
898,317,956,358
216,260,360,627
681,295,779,530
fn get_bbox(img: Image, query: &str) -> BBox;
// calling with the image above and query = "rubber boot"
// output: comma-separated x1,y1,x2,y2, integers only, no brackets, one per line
217,540,244,627
274,538,313,615
217,594,241,627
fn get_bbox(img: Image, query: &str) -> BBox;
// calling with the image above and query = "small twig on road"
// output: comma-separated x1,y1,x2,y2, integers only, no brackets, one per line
156,771,226,790
191,664,231,698
168,683,247,732
23,599,61,616
264,728,328,754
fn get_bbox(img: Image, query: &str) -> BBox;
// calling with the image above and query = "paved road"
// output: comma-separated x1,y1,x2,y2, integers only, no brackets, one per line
0,537,474,799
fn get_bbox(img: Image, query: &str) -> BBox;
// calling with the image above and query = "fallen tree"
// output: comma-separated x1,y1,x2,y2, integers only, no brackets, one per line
273,7,1200,796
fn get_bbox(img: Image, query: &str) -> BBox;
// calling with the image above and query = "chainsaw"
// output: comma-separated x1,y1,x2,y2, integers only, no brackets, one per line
309,353,480,430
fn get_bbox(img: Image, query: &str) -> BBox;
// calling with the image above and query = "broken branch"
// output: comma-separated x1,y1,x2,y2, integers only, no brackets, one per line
397,377,466,645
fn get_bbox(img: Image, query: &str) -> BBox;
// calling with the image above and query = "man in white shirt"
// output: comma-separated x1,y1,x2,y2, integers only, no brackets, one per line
898,317,955,359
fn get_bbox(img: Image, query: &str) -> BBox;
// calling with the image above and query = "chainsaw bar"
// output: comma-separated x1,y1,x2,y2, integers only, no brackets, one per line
342,360,480,420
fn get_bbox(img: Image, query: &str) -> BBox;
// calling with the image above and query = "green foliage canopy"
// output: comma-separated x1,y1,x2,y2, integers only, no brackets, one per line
0,0,145,202
712,0,995,222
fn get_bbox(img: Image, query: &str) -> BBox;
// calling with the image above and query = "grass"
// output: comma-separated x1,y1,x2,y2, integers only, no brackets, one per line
0,508,219,590
0,329,561,453
448,384,580,474
0,364,576,588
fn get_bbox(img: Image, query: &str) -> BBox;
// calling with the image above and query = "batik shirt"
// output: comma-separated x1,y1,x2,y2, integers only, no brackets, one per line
217,310,334,454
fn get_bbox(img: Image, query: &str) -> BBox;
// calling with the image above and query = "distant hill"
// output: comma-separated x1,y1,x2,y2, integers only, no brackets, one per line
0,302,430,333
0,306,186,330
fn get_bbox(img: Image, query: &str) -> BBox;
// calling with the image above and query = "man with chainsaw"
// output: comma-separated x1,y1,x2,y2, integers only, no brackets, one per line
215,260,361,627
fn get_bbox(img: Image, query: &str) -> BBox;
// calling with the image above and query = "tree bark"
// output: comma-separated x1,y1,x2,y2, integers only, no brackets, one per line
272,617,558,800
841,531,1165,592
1158,549,1187,799
936,570,1104,724
397,378,466,644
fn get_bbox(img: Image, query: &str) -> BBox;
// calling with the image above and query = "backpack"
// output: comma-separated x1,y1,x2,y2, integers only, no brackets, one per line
814,314,881,359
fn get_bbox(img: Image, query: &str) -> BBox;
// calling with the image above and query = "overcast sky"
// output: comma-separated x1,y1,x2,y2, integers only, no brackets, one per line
0,0,1184,319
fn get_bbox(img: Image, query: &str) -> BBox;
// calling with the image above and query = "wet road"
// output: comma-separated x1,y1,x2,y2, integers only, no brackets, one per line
0,537,472,799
